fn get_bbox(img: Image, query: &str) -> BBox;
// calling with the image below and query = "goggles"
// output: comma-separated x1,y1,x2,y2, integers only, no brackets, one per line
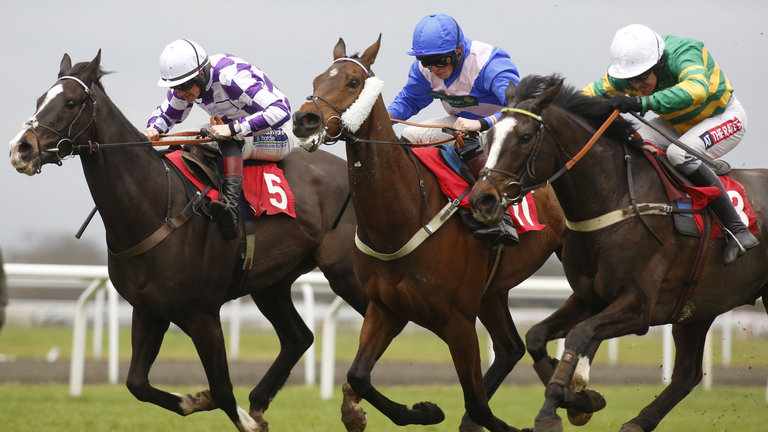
418,52,456,68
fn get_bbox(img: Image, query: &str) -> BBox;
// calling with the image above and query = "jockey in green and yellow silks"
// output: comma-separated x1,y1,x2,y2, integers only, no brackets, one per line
584,24,758,264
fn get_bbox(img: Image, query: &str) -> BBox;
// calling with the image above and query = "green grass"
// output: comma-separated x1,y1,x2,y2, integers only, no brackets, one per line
0,384,764,431
2,324,768,368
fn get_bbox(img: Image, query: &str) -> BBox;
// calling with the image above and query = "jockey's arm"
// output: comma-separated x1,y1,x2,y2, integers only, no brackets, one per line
146,89,193,134
640,46,711,114
476,54,521,131
225,69,291,136
387,61,434,121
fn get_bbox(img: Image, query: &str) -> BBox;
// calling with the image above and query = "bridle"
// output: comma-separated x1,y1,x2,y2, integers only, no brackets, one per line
31,75,97,165
305,57,372,144
479,106,620,204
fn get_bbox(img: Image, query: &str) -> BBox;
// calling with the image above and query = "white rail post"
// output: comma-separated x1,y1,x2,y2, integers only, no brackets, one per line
229,297,241,361
720,311,733,367
703,328,713,390
92,288,105,359
107,281,120,385
320,297,345,400
301,282,316,386
70,279,106,397
662,324,673,385
607,338,619,365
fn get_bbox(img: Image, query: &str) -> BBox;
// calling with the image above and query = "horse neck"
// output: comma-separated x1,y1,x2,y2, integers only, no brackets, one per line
546,108,632,222
345,96,435,248
80,86,172,252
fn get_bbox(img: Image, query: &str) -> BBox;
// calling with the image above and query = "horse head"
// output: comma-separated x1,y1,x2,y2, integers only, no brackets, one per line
292,35,383,151
470,74,564,224
9,51,103,175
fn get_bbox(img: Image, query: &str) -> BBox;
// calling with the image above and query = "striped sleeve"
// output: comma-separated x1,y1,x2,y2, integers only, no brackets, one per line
226,69,290,135
146,90,193,133
582,74,623,97
644,47,712,114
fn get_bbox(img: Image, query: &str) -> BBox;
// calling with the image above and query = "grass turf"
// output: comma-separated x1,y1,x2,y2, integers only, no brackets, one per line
0,384,764,431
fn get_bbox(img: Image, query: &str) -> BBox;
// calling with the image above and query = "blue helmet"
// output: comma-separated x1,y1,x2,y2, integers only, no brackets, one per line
407,14,464,57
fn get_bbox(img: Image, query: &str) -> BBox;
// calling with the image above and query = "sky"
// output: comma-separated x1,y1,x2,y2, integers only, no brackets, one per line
2,0,766,256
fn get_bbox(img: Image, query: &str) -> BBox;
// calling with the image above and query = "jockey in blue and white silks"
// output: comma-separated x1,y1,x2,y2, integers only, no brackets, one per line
387,13,520,146
145,39,297,239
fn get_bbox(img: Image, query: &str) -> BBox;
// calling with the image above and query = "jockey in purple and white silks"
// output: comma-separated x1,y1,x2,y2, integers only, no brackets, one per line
387,13,520,153
145,39,297,239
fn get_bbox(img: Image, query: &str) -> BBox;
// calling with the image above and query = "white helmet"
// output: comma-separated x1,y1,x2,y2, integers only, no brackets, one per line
157,39,209,87
607,24,665,79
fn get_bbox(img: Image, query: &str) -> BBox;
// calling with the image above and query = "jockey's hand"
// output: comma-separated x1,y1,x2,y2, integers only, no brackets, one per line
452,117,482,132
207,124,233,140
144,127,160,142
608,95,643,113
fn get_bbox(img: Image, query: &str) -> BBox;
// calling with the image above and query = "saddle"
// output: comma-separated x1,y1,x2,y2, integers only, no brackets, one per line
165,145,258,271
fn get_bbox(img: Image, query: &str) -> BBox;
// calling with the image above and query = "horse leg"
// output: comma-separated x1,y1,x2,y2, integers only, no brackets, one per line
180,312,260,432
535,292,646,432
620,319,714,432
247,285,314,431
320,264,368,316
125,308,190,413
345,302,443,431
459,292,527,432
526,294,605,426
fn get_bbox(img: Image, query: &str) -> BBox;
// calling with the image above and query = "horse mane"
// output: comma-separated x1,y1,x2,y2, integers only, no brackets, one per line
515,74,637,143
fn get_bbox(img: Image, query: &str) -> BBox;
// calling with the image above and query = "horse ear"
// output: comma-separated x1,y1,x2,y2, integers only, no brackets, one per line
360,34,382,68
505,84,516,106
333,38,347,60
58,53,72,77
82,49,102,83
532,76,564,112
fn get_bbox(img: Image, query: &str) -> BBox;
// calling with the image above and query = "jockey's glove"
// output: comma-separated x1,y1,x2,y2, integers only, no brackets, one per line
608,95,643,113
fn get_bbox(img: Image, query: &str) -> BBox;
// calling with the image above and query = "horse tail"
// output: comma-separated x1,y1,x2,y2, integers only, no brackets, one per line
331,191,352,230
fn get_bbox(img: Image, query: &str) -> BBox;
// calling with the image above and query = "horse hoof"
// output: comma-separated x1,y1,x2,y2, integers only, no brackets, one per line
341,384,367,432
619,423,644,432
533,415,562,432
458,413,483,432
566,409,592,426
248,410,269,432
412,401,445,425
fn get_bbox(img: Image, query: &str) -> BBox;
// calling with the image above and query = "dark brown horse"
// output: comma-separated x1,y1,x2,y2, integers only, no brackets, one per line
469,74,768,432
9,52,367,432
292,37,566,432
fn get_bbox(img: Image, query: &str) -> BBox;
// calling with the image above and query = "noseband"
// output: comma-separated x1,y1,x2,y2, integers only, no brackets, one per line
32,75,97,164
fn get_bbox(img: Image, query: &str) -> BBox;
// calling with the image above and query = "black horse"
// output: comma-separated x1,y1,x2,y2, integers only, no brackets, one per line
469,74,768,432
9,51,367,432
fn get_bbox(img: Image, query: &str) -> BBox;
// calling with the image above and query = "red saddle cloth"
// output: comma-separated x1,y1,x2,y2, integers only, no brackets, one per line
412,147,545,233
165,150,296,218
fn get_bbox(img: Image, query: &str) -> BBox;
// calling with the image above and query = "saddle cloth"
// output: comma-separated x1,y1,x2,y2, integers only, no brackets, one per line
411,146,545,234
165,149,296,219
643,145,757,238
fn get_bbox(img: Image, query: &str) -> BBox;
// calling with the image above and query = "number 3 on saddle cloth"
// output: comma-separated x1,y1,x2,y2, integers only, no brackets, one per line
411,145,546,234
642,145,758,239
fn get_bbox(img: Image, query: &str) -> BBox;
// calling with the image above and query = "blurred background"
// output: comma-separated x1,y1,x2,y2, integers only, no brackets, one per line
1,1,767,430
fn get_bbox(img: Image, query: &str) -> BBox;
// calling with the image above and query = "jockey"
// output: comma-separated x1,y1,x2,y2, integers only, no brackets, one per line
145,39,295,240
584,24,758,264
388,13,521,245
388,13,520,161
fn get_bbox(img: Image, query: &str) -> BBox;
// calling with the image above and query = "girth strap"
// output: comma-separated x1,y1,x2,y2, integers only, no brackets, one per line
565,203,673,232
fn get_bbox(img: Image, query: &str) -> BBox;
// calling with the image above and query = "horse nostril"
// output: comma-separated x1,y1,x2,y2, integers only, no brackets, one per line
477,193,499,212
301,112,321,130
16,140,33,156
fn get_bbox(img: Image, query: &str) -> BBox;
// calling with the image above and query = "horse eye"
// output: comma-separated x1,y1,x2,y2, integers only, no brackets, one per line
65,100,77,108
347,79,359,88
519,133,533,143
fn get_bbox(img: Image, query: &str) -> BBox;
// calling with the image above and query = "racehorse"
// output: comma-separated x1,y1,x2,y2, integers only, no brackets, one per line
469,73,768,432
9,51,367,432
292,36,566,432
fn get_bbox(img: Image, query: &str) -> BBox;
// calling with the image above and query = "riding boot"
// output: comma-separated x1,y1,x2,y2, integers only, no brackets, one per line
472,211,519,246
210,140,243,240
687,165,759,264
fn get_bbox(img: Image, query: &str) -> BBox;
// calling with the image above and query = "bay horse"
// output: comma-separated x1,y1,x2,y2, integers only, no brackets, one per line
9,51,368,432
469,74,768,432
292,37,567,432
